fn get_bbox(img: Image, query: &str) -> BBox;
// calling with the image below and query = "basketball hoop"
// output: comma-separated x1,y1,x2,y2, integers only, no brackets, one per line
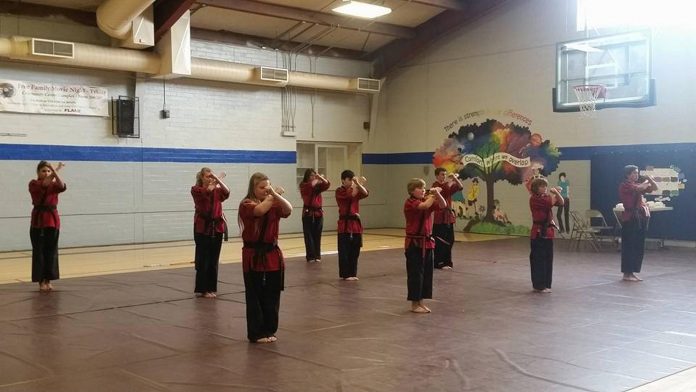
574,84,606,115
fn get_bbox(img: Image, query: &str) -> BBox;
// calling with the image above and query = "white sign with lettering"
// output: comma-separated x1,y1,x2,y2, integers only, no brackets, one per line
0,79,108,116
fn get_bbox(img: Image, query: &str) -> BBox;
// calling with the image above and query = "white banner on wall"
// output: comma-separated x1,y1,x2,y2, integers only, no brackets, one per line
0,79,108,116
461,152,531,169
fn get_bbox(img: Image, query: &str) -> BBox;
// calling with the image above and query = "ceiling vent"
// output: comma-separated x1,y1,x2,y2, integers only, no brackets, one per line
256,67,289,83
354,78,380,93
31,38,74,59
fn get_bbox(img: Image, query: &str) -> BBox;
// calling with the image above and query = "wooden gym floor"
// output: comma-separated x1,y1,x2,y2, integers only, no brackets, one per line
0,229,505,284
1,230,696,391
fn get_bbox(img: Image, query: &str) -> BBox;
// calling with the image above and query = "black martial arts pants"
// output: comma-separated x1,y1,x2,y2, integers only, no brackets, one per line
405,245,434,301
194,232,223,293
338,233,362,279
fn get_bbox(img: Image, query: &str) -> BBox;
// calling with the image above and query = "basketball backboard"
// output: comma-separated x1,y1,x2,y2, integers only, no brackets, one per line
553,30,655,112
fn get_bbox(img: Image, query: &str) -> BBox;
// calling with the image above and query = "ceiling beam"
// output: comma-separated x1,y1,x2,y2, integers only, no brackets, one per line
154,0,196,41
407,0,467,11
197,0,416,39
191,27,369,60
371,0,510,78
0,2,96,27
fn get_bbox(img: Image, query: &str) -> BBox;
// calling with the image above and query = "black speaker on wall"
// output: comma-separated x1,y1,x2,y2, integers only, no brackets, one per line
112,96,140,138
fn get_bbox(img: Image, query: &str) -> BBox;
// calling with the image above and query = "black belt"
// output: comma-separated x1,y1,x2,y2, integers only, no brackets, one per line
196,212,228,239
303,205,323,216
195,212,224,224
32,205,58,227
33,205,57,211
406,234,433,257
243,241,278,252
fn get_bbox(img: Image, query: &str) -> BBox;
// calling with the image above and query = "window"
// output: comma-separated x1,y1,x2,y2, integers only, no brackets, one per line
296,142,362,189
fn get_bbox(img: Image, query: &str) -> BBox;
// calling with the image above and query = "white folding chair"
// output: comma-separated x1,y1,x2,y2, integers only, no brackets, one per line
585,209,617,247
569,210,600,251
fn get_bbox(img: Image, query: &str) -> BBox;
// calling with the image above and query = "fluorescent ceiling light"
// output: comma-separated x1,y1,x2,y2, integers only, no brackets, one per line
332,1,392,19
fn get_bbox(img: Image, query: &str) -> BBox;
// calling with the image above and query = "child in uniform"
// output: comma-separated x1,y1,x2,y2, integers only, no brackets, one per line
335,170,368,281
404,179,445,312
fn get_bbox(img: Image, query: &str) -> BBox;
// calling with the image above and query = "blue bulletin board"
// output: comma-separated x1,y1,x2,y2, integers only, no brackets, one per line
590,144,694,241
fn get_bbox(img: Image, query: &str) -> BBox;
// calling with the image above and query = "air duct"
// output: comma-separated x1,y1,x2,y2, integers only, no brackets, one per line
290,72,353,91
0,36,377,94
0,36,160,74
96,0,154,39
96,0,155,48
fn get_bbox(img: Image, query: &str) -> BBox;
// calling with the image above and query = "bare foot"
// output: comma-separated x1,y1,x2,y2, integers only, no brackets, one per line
268,336,278,342
254,337,271,343
622,275,638,282
632,274,643,281
411,301,429,313
419,304,432,312
442,266,453,270
47,282,54,291
542,288,552,293
533,288,544,293
203,292,216,298
39,282,49,292
346,277,359,281
315,259,321,263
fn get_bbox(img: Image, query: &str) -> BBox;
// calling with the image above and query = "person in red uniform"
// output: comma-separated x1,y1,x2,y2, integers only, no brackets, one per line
431,168,463,270
191,167,230,298
299,169,330,263
404,179,445,313
29,161,66,292
529,178,564,293
239,172,292,343
619,165,658,282
335,170,368,281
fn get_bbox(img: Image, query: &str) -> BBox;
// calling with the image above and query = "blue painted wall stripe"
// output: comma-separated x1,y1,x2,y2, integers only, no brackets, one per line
0,143,296,164
363,143,696,164
3,142,694,165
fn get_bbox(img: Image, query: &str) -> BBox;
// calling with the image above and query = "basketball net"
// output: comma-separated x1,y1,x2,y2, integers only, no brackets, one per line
574,84,606,116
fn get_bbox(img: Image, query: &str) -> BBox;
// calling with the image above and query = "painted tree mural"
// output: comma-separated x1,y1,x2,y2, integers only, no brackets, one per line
434,119,561,228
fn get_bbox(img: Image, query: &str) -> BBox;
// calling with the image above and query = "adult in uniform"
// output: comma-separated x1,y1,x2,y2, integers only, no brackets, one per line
618,165,657,282
529,178,564,293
